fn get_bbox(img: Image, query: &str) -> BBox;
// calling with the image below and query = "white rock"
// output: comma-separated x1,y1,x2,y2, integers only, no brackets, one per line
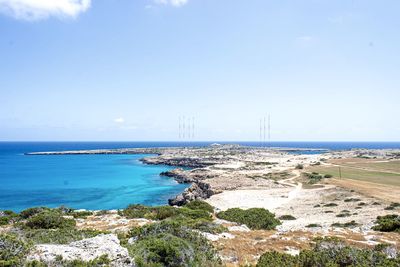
27,234,134,266
228,224,251,232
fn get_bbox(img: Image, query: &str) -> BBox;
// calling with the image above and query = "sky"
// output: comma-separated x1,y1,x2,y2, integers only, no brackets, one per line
0,0,399,141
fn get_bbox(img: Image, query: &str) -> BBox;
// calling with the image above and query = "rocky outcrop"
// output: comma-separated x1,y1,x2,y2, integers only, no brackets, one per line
142,157,216,168
169,181,215,206
27,234,134,266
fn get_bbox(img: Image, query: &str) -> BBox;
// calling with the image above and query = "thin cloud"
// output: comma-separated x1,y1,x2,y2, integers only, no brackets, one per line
153,0,188,7
114,118,125,124
0,0,91,20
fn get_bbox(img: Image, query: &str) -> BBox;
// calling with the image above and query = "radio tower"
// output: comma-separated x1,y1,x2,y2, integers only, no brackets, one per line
182,116,185,139
259,118,262,145
178,116,181,139
263,116,266,146
187,117,191,140
268,114,271,143
192,117,195,139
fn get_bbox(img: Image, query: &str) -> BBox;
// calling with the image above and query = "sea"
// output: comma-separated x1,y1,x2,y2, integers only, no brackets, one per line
1,141,400,212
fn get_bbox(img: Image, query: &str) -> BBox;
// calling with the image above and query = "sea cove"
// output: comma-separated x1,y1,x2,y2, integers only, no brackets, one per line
0,144,189,211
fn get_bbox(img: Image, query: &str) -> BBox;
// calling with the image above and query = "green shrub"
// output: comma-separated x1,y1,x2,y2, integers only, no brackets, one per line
216,208,280,230
26,254,111,267
184,200,214,213
295,164,304,170
305,224,321,228
304,172,323,184
145,206,179,220
384,202,400,210
25,210,75,229
0,216,10,226
22,228,106,244
120,204,149,218
323,203,338,207
121,204,211,222
373,214,400,233
336,213,351,218
128,220,221,266
256,238,400,267
331,220,359,228
68,210,94,219
20,207,50,219
344,198,361,202
256,251,298,267
0,234,30,266
279,215,296,220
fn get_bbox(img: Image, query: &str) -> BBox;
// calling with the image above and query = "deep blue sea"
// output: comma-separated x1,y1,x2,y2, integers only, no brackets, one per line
1,141,400,212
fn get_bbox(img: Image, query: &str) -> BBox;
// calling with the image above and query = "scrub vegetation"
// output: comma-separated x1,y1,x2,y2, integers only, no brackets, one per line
256,238,400,267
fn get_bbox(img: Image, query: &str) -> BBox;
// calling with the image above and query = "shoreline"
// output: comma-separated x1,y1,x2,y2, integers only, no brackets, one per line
22,145,400,228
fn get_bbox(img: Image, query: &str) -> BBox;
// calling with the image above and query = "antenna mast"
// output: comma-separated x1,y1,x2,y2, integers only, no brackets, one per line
192,117,195,140
182,116,185,139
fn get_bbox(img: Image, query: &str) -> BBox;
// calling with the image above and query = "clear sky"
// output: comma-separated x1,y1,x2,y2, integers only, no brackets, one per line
1,0,399,141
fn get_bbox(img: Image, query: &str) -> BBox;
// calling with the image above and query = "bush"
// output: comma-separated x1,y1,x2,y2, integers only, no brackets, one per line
20,207,50,219
295,164,304,170
0,234,30,266
373,214,400,233
344,198,361,202
279,215,296,220
304,172,323,184
25,210,75,229
26,254,111,267
22,228,106,244
256,238,400,267
324,174,333,178
306,224,321,228
128,220,221,266
121,205,211,222
216,208,280,230
120,204,149,218
184,200,214,213
256,251,298,267
331,220,359,228
384,202,400,210
323,203,338,207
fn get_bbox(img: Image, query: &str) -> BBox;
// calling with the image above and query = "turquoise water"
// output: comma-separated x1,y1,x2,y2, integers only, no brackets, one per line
0,147,189,211
1,141,400,212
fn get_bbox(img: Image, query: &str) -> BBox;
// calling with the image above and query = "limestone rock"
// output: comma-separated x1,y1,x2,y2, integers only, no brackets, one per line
27,234,134,266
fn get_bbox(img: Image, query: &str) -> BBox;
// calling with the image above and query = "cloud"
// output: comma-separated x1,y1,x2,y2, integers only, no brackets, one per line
114,117,125,124
0,0,91,20
153,0,188,7
295,35,316,48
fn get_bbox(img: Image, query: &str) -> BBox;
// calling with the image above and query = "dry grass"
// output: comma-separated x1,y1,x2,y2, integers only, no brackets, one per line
307,158,400,202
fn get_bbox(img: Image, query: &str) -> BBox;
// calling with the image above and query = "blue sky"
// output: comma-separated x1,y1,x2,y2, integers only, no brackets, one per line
0,0,399,141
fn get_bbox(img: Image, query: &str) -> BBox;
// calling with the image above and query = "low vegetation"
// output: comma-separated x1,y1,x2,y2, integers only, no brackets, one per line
384,202,400,210
216,208,281,230
373,214,400,233
331,220,359,228
304,172,324,184
305,223,321,228
126,220,221,266
256,238,399,267
295,164,304,170
279,215,296,220
0,234,30,266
